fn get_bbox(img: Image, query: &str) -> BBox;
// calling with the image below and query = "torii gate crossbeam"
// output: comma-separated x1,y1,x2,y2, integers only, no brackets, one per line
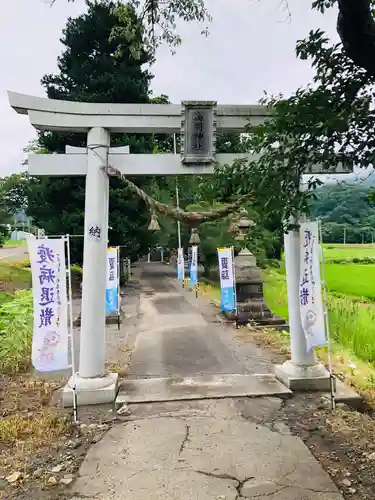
9,91,346,405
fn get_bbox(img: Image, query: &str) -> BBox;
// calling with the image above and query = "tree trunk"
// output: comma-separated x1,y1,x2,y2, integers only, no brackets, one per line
337,0,375,78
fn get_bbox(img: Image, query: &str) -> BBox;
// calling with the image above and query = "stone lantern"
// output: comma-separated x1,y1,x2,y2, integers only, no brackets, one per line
231,209,285,327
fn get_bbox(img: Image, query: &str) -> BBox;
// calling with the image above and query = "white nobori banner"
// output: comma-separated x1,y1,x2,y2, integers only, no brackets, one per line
28,237,69,372
299,221,326,351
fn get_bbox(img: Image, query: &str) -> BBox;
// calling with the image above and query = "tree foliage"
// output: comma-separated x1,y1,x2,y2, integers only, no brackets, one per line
310,182,375,243
47,1,375,218
27,0,173,263
209,16,375,224
0,174,30,216
113,0,211,54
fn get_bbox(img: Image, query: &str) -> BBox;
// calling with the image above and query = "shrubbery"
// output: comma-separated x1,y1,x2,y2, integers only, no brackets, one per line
0,290,33,372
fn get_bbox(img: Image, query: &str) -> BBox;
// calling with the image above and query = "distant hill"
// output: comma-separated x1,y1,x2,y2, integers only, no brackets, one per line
309,182,375,243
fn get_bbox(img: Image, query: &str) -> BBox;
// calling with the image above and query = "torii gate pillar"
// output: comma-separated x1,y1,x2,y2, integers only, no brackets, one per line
61,127,120,405
65,127,118,403
51,127,119,405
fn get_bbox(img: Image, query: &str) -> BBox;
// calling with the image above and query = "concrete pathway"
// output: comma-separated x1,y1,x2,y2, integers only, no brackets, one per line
126,264,272,378
0,244,28,261
70,263,343,500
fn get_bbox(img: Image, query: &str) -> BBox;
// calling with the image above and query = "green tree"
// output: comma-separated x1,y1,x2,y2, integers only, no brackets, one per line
206,6,375,223
0,177,17,245
28,0,168,263
0,173,30,216
310,182,375,243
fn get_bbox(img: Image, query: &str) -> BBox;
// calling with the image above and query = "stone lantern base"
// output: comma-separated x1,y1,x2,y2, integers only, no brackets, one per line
225,248,286,328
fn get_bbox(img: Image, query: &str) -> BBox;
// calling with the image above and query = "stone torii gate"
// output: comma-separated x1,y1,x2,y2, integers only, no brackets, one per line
8,91,348,405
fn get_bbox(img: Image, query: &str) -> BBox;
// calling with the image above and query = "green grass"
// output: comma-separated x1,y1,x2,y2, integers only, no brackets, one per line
263,268,375,367
201,271,375,402
0,260,31,300
3,239,26,247
325,264,375,301
282,243,375,264
0,290,33,372
267,260,375,303
0,260,33,372
323,244,375,261
262,268,289,319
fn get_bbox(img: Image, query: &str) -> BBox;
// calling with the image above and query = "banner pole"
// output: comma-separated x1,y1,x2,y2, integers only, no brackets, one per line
66,234,78,422
195,246,198,297
117,246,120,331
318,220,335,410
197,247,199,298
182,249,185,288
232,246,238,329
183,255,185,287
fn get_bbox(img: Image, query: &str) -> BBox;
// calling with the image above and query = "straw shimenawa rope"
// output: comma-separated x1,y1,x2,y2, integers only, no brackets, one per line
104,165,251,225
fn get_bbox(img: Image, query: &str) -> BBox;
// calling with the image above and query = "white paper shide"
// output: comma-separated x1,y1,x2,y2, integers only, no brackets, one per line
299,221,326,351
28,238,69,372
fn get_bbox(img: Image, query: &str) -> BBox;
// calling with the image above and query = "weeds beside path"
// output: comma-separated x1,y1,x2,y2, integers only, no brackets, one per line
0,372,116,500
3,240,26,248
0,259,75,499
0,259,31,301
263,267,375,405
0,258,139,499
199,280,375,499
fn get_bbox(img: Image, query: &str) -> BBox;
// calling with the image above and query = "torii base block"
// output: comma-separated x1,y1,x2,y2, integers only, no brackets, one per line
275,361,331,392
62,373,119,407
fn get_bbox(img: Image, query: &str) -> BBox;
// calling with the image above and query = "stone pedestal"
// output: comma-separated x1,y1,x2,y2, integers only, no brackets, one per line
274,361,332,391
229,248,285,327
62,373,119,407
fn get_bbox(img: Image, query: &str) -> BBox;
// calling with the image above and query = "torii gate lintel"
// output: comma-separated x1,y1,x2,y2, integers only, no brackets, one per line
8,92,350,405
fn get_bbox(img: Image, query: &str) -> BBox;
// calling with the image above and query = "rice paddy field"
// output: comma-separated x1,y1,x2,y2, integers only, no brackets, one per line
323,243,375,262
263,243,375,373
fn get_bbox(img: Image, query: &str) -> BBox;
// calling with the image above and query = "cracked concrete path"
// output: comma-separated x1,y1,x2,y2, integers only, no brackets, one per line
70,399,343,499
70,264,343,499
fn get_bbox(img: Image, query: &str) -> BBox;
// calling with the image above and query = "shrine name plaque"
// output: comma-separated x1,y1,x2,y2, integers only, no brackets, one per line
181,101,217,164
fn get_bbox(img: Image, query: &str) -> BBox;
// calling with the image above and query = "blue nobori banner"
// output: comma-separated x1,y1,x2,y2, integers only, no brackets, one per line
189,245,198,286
217,247,236,312
106,247,119,314
177,247,185,282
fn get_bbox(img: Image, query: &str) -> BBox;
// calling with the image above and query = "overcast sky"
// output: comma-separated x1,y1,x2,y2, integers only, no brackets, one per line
0,0,338,176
